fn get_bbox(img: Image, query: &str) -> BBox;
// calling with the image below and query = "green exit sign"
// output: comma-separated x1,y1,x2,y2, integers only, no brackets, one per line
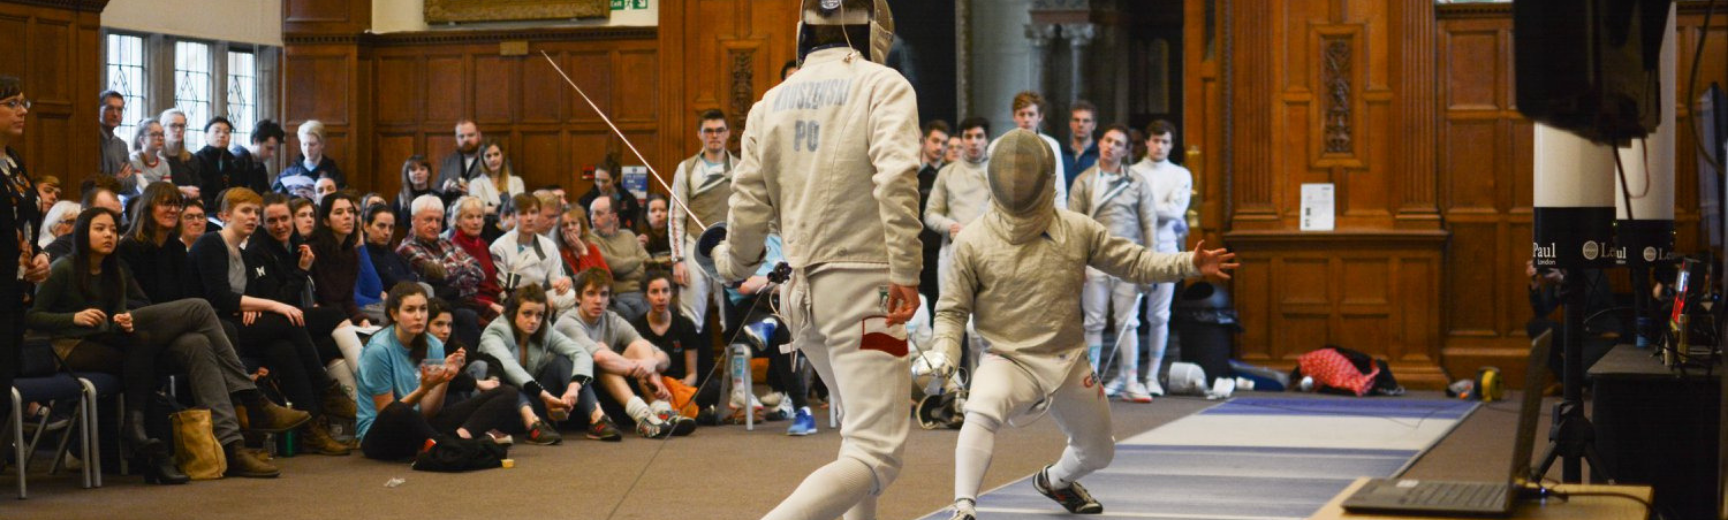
633,0,649,8
611,0,625,9
613,0,649,9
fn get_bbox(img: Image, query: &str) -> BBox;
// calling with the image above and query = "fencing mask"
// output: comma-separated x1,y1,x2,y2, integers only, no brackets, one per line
985,129,1057,244
797,0,895,65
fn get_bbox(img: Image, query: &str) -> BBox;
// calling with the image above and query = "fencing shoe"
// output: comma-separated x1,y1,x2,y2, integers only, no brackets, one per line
1034,465,1104,514
1122,380,1155,403
1145,377,1166,397
1102,376,1127,398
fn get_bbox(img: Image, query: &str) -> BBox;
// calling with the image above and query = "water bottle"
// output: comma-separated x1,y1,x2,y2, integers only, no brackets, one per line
729,343,752,429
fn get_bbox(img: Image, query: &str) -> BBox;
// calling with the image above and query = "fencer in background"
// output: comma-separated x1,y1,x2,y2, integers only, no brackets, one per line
1070,124,1159,403
924,117,993,374
669,110,736,337
709,1,924,518
1126,120,1192,397
929,129,1236,520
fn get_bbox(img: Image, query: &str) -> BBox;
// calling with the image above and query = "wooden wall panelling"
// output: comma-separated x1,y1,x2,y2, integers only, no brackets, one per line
1182,0,1225,250
0,2,102,186
283,0,371,36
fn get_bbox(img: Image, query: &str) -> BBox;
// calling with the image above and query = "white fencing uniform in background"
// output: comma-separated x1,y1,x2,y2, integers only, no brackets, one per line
1128,156,1192,393
1068,162,1159,398
670,151,736,332
934,130,1198,516
713,41,925,520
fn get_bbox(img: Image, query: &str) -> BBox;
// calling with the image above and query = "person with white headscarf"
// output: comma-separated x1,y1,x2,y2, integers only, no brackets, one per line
929,129,1236,520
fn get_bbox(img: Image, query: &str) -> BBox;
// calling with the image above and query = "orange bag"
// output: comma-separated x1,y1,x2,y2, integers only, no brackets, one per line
662,376,701,418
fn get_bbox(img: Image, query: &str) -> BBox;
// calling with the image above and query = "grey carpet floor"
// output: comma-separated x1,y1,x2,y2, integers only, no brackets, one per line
2,391,1552,520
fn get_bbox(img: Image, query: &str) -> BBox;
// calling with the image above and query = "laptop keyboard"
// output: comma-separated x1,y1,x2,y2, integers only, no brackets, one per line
1398,482,1508,508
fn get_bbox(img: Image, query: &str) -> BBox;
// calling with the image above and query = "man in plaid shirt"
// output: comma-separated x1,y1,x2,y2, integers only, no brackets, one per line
398,194,490,323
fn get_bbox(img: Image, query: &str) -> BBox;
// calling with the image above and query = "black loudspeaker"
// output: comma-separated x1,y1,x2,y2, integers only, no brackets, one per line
1514,0,1670,144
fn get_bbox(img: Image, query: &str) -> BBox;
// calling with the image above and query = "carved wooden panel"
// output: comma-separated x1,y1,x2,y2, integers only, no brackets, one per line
424,56,467,123
285,52,352,124
516,130,565,189
373,133,418,198
565,51,614,124
375,57,422,125
0,2,99,188
283,0,371,35
616,50,659,124
473,55,519,124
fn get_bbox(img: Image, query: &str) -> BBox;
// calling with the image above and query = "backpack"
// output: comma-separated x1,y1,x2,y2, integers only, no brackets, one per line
411,435,509,472
1292,346,1406,397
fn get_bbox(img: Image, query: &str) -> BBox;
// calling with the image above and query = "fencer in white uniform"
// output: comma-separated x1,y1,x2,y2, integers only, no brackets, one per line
1126,123,1192,397
710,2,925,518
670,113,738,333
1069,125,1160,402
927,129,1236,519
924,119,993,373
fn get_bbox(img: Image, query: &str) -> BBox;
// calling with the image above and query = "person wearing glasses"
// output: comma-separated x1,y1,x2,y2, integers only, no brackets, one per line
669,109,734,342
98,91,129,178
0,75,52,444
577,161,641,231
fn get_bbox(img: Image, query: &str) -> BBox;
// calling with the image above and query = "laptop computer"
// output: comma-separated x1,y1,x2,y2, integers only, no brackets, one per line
1339,331,1552,516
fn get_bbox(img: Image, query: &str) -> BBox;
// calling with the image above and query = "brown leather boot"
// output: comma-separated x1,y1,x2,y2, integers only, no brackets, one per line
301,417,353,456
224,443,280,478
322,382,358,419
247,399,311,433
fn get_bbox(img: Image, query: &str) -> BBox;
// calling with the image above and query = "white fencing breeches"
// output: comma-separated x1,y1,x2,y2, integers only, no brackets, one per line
678,238,726,332
960,354,1115,494
761,263,911,520
1082,268,1142,381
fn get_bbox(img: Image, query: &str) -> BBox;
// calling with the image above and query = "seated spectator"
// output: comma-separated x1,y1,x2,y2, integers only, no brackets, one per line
489,193,575,314
159,108,204,202
129,118,170,191
249,192,371,388
29,207,299,481
533,190,562,240
638,194,672,272
357,283,538,460
631,271,710,392
229,119,281,195
577,163,641,230
398,194,493,331
314,175,338,205
553,268,692,438
361,192,389,213
37,200,78,250
556,206,609,278
178,197,207,250
275,119,345,197
467,139,523,215
428,297,490,401
290,196,317,242
194,117,244,210
476,284,592,445
362,204,424,297
33,173,59,215
588,196,651,321
447,196,504,314
189,188,355,456
116,183,195,304
47,185,121,262
722,234,814,434
393,155,448,219
308,191,376,327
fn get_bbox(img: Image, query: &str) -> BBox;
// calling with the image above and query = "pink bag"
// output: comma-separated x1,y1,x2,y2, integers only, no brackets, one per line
1297,348,1381,396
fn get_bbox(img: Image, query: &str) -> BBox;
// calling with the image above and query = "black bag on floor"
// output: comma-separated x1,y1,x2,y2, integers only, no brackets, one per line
411,435,508,472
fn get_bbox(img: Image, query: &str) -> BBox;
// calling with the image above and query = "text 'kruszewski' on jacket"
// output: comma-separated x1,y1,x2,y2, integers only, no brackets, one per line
720,47,925,285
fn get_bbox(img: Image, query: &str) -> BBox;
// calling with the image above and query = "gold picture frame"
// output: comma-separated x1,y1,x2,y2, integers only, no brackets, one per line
425,0,611,24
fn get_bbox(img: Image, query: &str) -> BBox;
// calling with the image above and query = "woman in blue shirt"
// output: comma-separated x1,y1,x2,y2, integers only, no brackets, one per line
357,282,534,460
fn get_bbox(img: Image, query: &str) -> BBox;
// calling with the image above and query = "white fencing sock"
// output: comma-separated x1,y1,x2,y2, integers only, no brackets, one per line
761,458,875,520
954,413,998,503
326,360,357,401
332,325,365,376
626,395,656,424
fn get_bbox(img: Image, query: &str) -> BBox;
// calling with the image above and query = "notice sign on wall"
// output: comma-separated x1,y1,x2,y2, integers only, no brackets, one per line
1301,183,1335,231
623,166,649,200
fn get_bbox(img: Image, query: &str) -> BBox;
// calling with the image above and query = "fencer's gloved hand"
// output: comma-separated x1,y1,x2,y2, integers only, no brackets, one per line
697,223,728,261
923,337,962,380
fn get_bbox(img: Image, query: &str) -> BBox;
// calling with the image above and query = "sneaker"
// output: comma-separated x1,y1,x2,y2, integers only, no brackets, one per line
484,429,514,446
759,391,785,408
1033,465,1103,514
1121,380,1154,403
524,420,563,445
948,499,977,520
586,417,623,442
665,415,698,437
635,417,674,439
695,405,720,426
765,398,794,421
1102,377,1127,398
786,407,817,436
1144,378,1165,397
21,405,70,435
